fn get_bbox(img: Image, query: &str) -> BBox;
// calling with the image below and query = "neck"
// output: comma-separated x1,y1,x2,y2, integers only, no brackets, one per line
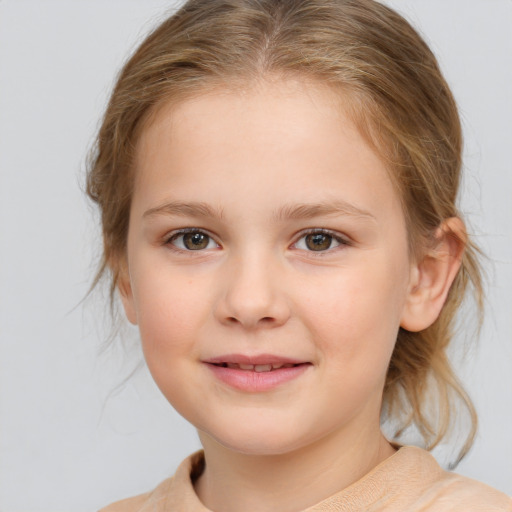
194,424,396,512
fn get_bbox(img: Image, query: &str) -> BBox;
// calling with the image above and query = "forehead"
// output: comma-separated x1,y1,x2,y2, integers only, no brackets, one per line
136,78,345,165
132,78,403,226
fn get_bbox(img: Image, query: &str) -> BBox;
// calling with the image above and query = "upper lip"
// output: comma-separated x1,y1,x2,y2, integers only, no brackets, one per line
203,354,307,365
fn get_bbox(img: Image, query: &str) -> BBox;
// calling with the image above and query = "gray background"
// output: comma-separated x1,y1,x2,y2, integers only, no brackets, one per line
0,1,511,510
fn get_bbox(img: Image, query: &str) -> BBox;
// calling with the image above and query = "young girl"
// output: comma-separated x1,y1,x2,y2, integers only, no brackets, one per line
87,0,512,510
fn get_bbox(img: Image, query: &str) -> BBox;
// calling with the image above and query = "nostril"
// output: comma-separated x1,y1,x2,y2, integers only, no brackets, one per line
225,315,276,327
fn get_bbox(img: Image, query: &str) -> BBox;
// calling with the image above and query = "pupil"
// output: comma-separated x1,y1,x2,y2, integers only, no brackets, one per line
184,232,208,250
306,233,331,251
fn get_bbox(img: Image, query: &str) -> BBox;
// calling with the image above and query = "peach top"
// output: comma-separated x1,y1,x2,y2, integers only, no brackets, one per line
100,446,511,511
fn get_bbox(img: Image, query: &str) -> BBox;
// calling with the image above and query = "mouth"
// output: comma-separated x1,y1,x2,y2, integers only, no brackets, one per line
210,362,302,372
203,355,311,392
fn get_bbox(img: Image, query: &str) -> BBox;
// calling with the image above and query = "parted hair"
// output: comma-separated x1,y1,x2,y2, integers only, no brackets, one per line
86,0,483,461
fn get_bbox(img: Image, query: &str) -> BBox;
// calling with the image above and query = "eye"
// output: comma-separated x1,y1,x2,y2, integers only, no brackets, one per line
167,229,219,251
294,230,347,252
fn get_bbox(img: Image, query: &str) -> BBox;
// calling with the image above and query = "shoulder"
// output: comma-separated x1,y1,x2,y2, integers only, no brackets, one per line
97,493,148,512
97,450,204,512
97,477,173,512
379,446,511,511
417,471,512,511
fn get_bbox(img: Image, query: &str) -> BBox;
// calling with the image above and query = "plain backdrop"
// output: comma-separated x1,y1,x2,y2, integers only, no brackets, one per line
0,1,511,510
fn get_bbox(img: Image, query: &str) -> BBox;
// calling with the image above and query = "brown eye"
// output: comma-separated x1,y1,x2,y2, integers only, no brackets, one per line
304,233,334,251
183,232,210,250
169,230,217,251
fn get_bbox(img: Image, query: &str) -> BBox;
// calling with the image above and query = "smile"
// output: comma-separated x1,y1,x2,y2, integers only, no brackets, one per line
203,355,311,392
212,362,298,372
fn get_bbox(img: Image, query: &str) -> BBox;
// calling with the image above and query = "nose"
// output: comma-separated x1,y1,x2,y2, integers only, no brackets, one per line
214,252,291,330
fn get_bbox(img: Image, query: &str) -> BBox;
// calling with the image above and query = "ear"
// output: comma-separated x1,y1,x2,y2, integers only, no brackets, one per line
116,257,138,326
400,217,466,332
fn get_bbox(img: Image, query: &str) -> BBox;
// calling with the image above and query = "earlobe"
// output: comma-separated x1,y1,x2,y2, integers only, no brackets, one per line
400,217,466,332
117,262,138,326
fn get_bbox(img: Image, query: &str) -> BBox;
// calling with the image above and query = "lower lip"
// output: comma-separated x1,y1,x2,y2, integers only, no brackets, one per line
205,363,311,392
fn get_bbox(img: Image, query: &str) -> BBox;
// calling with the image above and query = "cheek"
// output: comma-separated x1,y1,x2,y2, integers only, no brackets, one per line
131,269,209,414
300,252,409,369
131,264,209,359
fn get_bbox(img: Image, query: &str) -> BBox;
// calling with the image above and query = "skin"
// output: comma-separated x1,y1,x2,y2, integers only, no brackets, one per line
119,78,464,512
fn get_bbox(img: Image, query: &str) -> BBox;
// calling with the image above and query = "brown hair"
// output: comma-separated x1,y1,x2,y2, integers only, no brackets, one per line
86,0,483,461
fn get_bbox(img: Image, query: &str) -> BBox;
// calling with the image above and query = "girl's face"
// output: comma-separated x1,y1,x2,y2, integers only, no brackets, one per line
121,79,416,455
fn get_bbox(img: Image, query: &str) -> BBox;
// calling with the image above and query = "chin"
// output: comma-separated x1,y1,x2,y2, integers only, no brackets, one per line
217,435,302,456
200,418,318,457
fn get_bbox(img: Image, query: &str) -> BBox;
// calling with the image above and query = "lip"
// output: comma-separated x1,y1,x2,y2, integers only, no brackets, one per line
203,353,312,392
203,353,305,365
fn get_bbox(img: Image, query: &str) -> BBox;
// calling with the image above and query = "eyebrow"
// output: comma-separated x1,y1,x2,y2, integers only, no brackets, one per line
143,200,375,222
143,201,225,220
272,201,376,222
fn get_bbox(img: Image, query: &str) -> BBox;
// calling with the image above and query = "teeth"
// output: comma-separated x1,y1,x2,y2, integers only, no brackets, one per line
254,364,273,372
220,362,299,371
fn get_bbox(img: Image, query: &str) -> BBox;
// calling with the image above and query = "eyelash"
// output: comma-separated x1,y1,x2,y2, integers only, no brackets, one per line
294,228,351,253
164,228,351,254
164,228,220,252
